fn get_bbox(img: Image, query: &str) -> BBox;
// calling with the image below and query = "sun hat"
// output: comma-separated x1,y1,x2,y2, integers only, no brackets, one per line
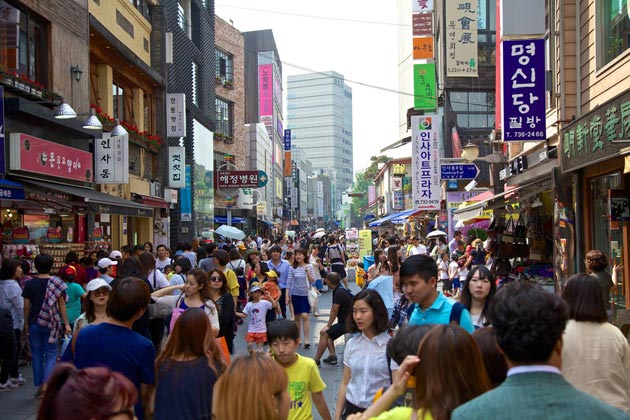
86,278,112,293
249,282,262,293
98,258,117,269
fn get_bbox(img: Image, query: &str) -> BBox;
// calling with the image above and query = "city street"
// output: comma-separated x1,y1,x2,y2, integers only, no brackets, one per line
0,281,359,420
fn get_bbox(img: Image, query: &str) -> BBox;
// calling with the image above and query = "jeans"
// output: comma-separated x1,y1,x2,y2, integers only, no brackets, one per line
29,323,57,387
279,288,287,318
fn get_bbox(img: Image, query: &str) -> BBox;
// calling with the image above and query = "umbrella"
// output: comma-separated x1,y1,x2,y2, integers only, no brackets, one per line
426,230,448,239
215,225,246,240
315,228,326,233
313,231,326,239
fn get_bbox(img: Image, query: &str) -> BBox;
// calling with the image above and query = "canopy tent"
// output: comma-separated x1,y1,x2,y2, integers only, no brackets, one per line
368,209,419,227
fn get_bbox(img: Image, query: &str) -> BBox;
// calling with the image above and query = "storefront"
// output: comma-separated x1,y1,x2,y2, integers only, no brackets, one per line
561,88,630,313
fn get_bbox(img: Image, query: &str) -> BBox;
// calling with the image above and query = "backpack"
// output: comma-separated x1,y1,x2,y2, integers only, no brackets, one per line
406,301,465,325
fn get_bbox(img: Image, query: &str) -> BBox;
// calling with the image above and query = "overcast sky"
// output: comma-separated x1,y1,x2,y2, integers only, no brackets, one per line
215,1,407,177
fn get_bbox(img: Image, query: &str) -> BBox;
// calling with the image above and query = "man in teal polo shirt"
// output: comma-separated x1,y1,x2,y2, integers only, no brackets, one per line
400,254,475,333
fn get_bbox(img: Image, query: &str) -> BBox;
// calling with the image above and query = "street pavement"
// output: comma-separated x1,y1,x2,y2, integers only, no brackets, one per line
0,280,359,420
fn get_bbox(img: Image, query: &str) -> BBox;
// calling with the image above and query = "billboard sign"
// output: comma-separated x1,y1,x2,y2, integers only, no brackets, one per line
446,0,478,77
411,115,440,210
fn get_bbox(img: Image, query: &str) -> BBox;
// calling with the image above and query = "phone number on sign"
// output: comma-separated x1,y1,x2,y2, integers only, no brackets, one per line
506,131,546,139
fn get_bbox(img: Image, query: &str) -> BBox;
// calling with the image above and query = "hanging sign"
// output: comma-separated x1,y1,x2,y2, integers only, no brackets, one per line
413,63,437,110
412,0,434,12
446,0,478,77
166,93,186,137
168,147,185,188
412,36,434,59
501,38,546,141
95,133,129,184
411,115,440,210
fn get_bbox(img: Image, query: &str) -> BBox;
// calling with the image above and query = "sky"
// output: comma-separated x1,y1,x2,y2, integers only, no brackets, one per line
215,1,409,176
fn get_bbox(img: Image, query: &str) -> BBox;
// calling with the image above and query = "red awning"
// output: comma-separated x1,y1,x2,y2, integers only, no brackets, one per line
142,196,169,209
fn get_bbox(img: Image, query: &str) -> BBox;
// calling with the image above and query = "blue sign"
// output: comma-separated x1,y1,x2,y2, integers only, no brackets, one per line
0,86,5,174
180,165,192,221
257,170,269,187
440,164,479,180
502,38,546,141
447,180,458,190
283,129,291,151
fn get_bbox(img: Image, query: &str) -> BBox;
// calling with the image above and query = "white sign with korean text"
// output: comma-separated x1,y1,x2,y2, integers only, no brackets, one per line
412,0,434,13
95,133,128,184
168,147,185,188
446,0,478,77
411,115,441,210
166,93,186,137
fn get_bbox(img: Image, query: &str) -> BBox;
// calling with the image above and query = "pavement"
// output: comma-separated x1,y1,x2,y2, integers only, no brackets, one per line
0,280,359,420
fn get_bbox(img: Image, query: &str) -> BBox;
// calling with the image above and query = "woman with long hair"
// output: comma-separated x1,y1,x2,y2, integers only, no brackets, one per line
37,363,137,420
74,278,111,332
561,274,630,412
170,257,192,294
213,354,290,420
368,249,390,282
584,249,622,322
0,258,24,389
151,268,220,337
286,248,317,348
388,245,402,300
207,269,235,357
350,324,492,420
459,266,497,329
153,308,226,420
336,289,393,419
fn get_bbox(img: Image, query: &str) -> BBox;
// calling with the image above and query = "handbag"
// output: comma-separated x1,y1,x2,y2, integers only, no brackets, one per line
149,298,175,319
515,243,530,259
514,216,528,239
308,286,320,307
498,241,515,259
147,272,163,319
501,216,516,244
492,258,512,277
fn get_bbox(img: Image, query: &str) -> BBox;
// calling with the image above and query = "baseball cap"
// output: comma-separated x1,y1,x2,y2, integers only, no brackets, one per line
86,278,112,293
109,250,123,259
249,282,262,293
60,265,77,280
98,258,118,269
265,270,279,279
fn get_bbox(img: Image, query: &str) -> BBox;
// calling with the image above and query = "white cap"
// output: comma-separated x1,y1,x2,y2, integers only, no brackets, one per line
86,278,112,293
98,258,117,269
109,250,123,259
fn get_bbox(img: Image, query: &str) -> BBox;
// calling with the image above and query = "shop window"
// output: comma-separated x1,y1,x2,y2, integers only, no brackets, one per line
449,91,496,128
215,49,233,82
192,60,199,106
0,1,48,86
215,97,233,138
112,83,126,121
598,0,630,66
477,0,496,67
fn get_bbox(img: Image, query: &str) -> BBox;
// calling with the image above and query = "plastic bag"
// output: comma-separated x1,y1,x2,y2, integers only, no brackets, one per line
308,286,320,307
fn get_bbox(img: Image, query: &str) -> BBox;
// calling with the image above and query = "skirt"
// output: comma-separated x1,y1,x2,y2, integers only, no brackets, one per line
291,294,311,315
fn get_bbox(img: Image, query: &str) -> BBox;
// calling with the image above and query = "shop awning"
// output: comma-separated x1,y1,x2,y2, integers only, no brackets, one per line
258,220,273,228
0,178,25,200
214,216,245,224
19,179,154,217
139,196,169,209
369,209,417,227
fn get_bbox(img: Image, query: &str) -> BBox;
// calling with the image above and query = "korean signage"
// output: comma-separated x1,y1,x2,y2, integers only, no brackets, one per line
216,170,268,189
259,64,273,117
412,13,433,36
393,190,404,210
166,93,186,137
446,0,478,77
0,86,5,175
180,165,192,222
368,185,376,205
413,63,437,111
412,37,434,60
440,163,479,180
393,163,406,176
561,89,630,172
95,133,128,184
412,0,434,12
501,39,546,141
411,115,440,210
283,129,291,151
9,133,93,182
256,201,266,215
168,147,185,188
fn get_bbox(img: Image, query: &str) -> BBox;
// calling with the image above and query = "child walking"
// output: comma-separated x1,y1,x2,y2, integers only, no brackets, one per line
236,282,278,354
268,319,332,420
448,253,461,298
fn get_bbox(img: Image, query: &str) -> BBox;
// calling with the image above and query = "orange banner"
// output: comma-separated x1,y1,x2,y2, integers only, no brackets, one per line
283,151,292,177
413,37,434,60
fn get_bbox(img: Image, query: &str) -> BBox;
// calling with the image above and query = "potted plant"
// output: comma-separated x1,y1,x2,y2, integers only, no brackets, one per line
215,76,223,85
223,80,234,89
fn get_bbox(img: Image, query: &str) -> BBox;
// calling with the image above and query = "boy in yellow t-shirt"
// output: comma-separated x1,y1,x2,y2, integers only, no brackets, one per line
268,319,332,420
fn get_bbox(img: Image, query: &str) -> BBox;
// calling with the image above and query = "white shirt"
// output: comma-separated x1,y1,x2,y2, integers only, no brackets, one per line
438,260,449,280
147,269,169,290
344,331,394,409
448,261,460,279
409,245,427,256
0,279,23,330
169,273,185,295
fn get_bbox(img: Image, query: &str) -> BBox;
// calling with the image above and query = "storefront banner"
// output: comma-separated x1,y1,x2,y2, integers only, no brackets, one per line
283,129,291,151
180,165,192,222
237,188,255,209
358,229,373,261
168,147,185,188
256,201,266,215
166,93,186,137
413,63,437,110
95,133,128,184
0,86,6,175
368,185,376,205
9,133,93,182
446,0,478,77
412,13,433,36
501,38,546,141
259,64,273,117
411,115,440,210
446,190,484,235
154,217,169,248
412,0,434,12
412,36,434,59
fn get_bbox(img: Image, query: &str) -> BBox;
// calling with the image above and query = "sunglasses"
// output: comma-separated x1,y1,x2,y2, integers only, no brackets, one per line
91,288,109,297
210,276,223,282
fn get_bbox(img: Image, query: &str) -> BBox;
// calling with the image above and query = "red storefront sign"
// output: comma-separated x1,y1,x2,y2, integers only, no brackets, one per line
9,133,93,182
216,171,260,188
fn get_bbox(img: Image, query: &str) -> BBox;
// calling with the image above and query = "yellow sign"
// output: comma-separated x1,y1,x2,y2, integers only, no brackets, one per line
393,163,406,176
358,230,373,261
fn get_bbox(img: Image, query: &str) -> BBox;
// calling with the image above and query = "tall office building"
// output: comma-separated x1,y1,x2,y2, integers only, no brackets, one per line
286,72,353,216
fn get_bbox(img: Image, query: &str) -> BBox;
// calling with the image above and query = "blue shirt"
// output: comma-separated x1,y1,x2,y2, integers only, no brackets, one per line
62,322,155,420
408,292,475,333
266,259,291,289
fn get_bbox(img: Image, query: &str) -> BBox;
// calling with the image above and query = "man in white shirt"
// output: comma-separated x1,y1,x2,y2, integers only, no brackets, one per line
448,231,463,255
408,237,427,256
154,244,173,272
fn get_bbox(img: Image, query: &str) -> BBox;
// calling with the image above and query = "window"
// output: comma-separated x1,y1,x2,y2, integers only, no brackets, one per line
128,0,151,21
177,0,191,39
192,61,199,106
0,2,47,85
215,49,233,82
112,83,125,120
215,97,233,137
598,0,630,66
477,0,497,66
449,91,496,128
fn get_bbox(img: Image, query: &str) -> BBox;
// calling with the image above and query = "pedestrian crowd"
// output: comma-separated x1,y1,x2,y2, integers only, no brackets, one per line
0,230,629,420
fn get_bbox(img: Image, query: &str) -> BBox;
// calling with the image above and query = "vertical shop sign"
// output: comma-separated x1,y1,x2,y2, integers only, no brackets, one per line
446,1,478,77
501,38,546,141
411,115,440,210
166,93,186,137
412,0,434,12
259,64,273,117
95,133,129,184
180,165,192,222
413,63,437,110
283,129,291,151
412,36,434,59
412,13,433,36
168,147,185,188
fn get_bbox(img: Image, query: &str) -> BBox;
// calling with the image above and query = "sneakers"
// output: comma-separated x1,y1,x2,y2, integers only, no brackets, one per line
0,381,18,392
323,355,338,365
315,359,321,368
34,388,45,399
10,374,26,386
